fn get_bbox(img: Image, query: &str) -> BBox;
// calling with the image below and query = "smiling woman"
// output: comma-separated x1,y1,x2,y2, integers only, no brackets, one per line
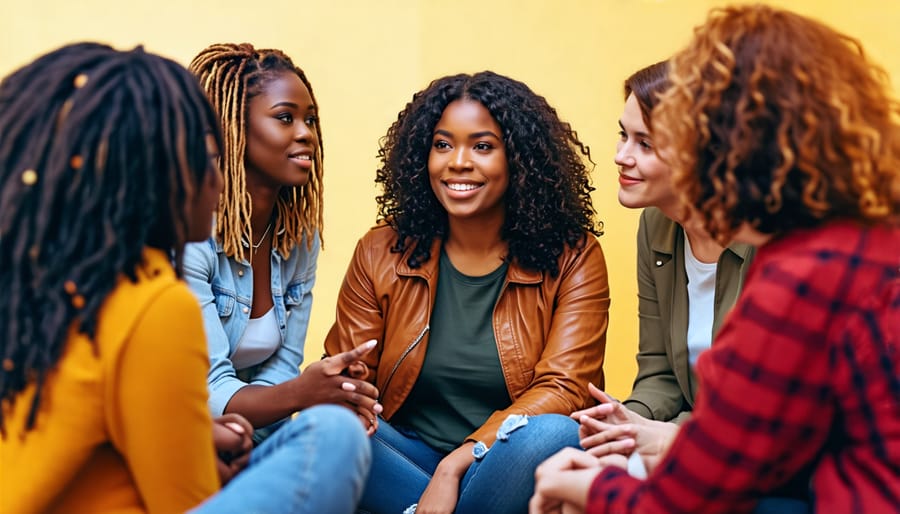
324,71,610,514
181,43,374,514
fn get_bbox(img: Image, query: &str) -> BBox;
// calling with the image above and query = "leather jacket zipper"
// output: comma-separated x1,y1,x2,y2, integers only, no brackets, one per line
379,324,429,401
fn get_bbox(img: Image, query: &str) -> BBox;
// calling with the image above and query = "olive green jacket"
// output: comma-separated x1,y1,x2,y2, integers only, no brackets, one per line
623,208,755,424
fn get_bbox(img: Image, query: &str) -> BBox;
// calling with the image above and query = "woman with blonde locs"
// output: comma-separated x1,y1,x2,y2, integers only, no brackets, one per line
325,71,610,514
184,43,375,513
531,5,900,514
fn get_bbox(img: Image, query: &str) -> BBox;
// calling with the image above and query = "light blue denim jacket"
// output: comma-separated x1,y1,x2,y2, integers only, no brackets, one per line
183,232,319,420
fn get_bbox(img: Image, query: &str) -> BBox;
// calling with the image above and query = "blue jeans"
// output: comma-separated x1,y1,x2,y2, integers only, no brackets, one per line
193,404,371,514
358,413,581,514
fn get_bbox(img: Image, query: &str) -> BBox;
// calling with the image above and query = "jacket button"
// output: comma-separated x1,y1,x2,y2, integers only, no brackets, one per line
237,269,244,277
656,260,663,267
242,307,249,314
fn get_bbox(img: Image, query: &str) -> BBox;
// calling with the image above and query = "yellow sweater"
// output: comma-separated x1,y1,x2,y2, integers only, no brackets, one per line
0,248,219,513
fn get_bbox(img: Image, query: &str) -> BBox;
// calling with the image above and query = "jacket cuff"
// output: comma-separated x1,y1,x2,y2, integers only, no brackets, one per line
207,380,247,416
623,400,654,420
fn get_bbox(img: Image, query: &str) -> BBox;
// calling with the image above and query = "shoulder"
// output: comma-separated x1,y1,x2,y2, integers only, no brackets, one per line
747,222,898,309
556,231,607,275
183,238,219,268
357,222,402,249
97,249,192,346
352,223,409,264
283,230,321,266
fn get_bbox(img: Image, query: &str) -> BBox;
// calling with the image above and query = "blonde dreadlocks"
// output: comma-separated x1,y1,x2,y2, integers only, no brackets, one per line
189,43,324,262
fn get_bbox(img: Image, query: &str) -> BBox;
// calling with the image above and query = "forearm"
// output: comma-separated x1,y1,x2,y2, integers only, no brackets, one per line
437,442,475,477
223,380,304,428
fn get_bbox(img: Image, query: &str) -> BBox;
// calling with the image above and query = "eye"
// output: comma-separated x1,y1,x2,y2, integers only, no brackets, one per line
433,140,451,150
618,130,627,141
304,115,318,127
275,112,293,124
639,140,653,151
474,142,493,151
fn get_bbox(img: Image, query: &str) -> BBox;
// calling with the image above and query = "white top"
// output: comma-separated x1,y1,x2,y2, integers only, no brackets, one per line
684,233,718,367
231,307,281,369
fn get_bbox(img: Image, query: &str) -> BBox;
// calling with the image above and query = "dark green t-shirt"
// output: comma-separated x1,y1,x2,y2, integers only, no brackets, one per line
392,250,511,452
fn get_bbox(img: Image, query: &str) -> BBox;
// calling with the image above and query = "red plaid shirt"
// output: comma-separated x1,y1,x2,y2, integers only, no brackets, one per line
588,220,900,514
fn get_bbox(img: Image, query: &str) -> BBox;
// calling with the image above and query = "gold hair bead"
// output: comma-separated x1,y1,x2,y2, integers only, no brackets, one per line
21,169,37,186
64,280,77,295
2,358,13,372
73,73,88,88
71,294,85,309
70,155,84,169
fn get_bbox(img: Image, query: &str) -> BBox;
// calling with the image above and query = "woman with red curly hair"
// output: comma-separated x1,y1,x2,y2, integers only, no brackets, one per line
531,5,900,514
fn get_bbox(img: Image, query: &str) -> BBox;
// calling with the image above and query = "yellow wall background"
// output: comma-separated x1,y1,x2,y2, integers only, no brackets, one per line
4,1,897,399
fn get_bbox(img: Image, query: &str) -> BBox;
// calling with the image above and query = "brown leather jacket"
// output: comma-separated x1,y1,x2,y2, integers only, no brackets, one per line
324,224,610,446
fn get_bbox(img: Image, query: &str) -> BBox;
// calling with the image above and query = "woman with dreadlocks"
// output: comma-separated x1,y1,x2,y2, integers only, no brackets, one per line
186,44,379,442
0,42,370,514
324,71,610,514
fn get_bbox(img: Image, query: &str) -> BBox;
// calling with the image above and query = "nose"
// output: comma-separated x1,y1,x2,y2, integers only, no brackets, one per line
294,119,316,143
614,141,635,168
449,147,472,172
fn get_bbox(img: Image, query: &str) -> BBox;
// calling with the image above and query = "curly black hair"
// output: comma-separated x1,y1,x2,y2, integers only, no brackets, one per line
0,42,221,432
375,71,601,276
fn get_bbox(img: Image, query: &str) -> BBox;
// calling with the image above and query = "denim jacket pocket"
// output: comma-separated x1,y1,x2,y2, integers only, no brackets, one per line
212,286,235,318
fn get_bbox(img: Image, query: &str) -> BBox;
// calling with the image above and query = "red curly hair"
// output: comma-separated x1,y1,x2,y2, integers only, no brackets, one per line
653,4,900,244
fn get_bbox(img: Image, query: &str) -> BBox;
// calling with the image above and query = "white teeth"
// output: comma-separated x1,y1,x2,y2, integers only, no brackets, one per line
447,183,479,191
291,154,311,160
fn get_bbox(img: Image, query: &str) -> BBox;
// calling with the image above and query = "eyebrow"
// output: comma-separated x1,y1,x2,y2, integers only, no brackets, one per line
433,129,501,140
618,120,650,139
269,101,316,111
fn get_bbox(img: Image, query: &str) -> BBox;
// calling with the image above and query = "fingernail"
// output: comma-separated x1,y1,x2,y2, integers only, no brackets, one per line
374,403,383,413
342,382,357,391
225,422,245,434
363,340,377,348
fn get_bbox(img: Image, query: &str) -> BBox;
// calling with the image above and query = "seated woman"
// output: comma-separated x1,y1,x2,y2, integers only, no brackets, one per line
0,43,370,514
324,71,610,514
532,4,900,513
572,61,755,470
185,43,381,443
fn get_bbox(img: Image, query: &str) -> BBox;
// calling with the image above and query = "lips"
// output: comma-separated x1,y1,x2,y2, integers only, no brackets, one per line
446,182,481,192
618,174,643,186
288,151,313,170
442,179,484,197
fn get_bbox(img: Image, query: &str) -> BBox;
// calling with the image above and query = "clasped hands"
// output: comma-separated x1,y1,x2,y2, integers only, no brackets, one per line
529,383,679,513
212,413,253,485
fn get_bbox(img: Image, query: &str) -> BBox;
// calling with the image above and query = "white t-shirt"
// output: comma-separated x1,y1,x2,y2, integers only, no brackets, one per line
684,234,718,367
231,307,281,370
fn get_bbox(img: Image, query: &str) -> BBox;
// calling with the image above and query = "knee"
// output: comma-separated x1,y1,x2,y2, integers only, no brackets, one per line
526,413,579,434
310,404,367,436
495,413,579,450
290,405,369,454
